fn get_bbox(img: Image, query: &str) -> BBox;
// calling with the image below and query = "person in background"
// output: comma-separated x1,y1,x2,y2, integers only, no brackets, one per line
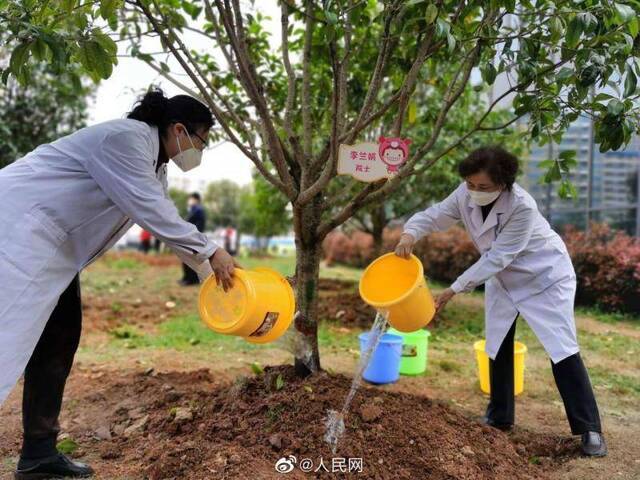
179,192,206,286
139,228,152,254
223,226,238,256
395,146,606,457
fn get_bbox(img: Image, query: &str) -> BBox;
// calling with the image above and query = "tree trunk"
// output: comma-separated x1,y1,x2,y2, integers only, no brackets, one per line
371,203,387,259
292,198,324,377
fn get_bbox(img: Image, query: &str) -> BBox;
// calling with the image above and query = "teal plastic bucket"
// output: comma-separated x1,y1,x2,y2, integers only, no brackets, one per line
387,327,431,375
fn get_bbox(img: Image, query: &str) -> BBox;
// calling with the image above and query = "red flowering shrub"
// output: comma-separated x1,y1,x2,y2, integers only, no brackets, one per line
564,223,640,313
322,230,374,268
412,226,480,284
322,226,479,283
323,221,640,314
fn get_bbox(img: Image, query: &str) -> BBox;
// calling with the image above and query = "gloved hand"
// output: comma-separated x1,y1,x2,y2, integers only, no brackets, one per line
394,233,416,259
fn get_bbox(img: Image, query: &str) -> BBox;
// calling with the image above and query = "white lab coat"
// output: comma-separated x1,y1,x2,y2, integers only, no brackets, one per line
403,182,579,364
0,119,218,405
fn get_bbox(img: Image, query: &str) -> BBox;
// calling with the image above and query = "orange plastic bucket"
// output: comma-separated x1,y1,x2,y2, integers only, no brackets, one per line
359,253,436,332
198,267,295,344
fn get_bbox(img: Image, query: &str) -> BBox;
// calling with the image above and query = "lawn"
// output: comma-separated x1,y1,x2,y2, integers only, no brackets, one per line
1,251,638,479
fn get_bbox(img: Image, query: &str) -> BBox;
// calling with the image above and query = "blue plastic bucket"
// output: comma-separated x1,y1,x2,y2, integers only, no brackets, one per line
358,332,403,384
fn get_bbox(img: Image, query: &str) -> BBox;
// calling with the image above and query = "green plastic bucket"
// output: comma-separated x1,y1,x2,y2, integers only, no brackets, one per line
387,327,431,375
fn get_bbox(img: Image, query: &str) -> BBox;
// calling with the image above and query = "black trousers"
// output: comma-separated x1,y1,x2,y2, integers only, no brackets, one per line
21,274,82,460
486,315,602,435
181,263,199,284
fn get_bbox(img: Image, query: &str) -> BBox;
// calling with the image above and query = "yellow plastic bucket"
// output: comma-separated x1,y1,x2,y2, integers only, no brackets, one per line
198,267,295,344
474,340,527,396
359,253,436,332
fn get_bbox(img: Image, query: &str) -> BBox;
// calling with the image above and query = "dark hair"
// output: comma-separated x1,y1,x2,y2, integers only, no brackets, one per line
189,192,201,202
127,87,214,138
458,145,519,191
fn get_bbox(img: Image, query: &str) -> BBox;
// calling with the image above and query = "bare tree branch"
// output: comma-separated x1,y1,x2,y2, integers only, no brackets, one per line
301,0,314,161
318,18,491,236
130,0,287,193
203,0,241,79
280,1,303,164
214,0,298,199
390,28,437,136
347,0,403,145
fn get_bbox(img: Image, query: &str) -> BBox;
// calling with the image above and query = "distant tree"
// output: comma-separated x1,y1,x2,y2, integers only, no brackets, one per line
239,173,291,251
204,179,243,228
168,188,190,218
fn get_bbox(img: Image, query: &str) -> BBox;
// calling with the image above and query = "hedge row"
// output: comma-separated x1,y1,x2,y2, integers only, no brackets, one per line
322,223,640,314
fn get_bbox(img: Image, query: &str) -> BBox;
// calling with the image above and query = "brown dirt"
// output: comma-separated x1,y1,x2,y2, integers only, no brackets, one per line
317,278,376,328
80,257,198,336
0,365,578,480
81,274,371,335
106,251,183,268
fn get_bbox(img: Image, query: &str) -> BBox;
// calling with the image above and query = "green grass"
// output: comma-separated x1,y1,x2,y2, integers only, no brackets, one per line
239,254,365,282
56,438,79,455
576,306,640,326
81,253,640,406
429,300,486,343
105,314,363,355
320,263,364,282
103,257,143,270
589,366,640,395
238,255,296,277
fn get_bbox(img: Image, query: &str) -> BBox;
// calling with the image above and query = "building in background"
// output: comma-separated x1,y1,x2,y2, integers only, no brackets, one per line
520,116,640,236
485,14,640,236
167,173,209,194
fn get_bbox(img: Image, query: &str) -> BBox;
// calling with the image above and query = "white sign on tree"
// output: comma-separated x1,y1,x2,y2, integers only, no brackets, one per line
337,137,412,182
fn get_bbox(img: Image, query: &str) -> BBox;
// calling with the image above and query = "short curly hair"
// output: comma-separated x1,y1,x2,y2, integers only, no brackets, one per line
458,146,519,191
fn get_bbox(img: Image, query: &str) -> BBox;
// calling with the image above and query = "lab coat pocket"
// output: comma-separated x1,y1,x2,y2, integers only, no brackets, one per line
0,207,68,280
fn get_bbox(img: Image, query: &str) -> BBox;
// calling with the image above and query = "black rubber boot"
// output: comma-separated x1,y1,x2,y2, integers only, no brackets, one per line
15,453,94,479
479,415,513,432
581,431,607,457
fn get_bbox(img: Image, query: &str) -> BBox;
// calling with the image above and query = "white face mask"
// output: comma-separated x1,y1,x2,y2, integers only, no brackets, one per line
468,188,502,206
172,132,203,172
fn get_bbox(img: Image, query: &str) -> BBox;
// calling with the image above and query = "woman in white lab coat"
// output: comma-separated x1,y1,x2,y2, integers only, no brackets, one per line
0,89,238,479
395,146,606,457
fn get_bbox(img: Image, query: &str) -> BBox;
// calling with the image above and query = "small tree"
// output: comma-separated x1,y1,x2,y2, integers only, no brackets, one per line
4,0,640,375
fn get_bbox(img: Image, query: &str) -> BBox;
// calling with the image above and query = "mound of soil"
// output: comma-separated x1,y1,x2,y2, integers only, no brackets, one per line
61,365,578,479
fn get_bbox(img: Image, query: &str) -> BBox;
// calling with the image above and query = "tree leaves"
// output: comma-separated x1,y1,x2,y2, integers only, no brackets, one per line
614,3,635,24
480,62,497,85
549,16,564,42
624,62,637,97
566,16,583,48
9,42,32,85
539,151,578,199
425,4,438,24
77,40,114,80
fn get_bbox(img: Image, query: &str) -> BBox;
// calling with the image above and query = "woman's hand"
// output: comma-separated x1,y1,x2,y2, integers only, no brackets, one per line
209,248,241,292
395,233,416,259
435,288,456,315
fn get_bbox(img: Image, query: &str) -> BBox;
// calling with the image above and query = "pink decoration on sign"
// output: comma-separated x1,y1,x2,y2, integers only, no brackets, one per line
378,136,411,173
